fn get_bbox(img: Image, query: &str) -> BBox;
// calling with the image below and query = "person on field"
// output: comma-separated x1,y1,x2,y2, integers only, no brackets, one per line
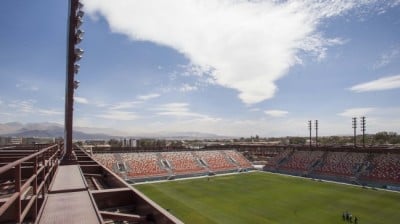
354,216,358,224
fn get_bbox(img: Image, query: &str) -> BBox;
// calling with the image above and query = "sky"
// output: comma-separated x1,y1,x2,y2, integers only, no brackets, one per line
0,0,400,137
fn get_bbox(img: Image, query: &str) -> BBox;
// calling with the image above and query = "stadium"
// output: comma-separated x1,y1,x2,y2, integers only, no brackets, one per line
1,0,400,223
2,143,399,223
90,145,400,223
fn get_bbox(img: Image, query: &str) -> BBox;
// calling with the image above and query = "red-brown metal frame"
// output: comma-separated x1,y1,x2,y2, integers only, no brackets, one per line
0,144,60,223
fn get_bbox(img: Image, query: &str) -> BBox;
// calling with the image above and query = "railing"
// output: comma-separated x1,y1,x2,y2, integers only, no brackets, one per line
0,144,60,223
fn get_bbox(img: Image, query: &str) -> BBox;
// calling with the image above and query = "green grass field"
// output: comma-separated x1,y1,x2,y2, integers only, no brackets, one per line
135,172,400,224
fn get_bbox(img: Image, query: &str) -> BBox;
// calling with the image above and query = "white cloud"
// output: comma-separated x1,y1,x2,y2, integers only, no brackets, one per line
8,100,36,113
83,0,394,104
154,102,210,118
38,109,63,116
5,99,63,117
110,101,141,110
349,75,400,92
74,96,89,104
96,110,139,121
373,46,400,69
338,107,375,117
16,80,39,92
249,108,261,112
179,83,198,92
137,93,160,101
264,110,289,117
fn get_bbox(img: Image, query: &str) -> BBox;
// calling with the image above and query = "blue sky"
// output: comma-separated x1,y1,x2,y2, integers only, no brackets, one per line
1,0,400,137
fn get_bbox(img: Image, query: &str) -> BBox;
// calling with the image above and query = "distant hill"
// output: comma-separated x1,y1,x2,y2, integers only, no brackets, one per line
0,122,117,140
0,122,228,140
136,131,228,140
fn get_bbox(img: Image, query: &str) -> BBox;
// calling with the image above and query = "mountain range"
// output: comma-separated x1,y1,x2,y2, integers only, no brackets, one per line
0,122,227,140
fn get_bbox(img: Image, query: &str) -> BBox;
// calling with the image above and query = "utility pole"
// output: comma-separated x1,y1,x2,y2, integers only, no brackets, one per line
308,120,312,149
315,120,318,148
360,116,366,148
352,117,357,147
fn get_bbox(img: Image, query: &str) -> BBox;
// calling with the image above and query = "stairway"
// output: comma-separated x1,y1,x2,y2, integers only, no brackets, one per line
220,150,240,170
157,152,174,176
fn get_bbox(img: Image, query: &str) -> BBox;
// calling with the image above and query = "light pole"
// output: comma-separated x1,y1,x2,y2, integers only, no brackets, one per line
64,0,84,163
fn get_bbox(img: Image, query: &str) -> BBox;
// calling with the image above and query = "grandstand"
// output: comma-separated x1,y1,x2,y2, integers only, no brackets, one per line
89,144,400,189
360,153,400,184
92,150,253,182
256,146,400,187
2,143,400,223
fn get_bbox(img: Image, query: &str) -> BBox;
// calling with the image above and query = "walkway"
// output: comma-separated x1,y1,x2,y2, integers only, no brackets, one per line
38,165,102,224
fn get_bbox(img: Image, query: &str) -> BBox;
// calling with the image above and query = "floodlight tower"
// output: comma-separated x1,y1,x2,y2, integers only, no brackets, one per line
64,0,84,163
315,120,318,148
308,120,312,148
352,117,357,147
360,116,366,148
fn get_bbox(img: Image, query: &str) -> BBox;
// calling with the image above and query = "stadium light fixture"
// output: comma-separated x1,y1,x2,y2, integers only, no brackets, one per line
77,10,84,18
74,64,80,74
75,35,83,44
76,29,84,39
75,54,83,61
75,48,84,56
73,80,80,89
78,2,84,10
76,17,83,28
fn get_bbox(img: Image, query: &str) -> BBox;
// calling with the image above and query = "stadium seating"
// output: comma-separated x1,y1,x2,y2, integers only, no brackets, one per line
94,150,252,179
361,153,400,183
120,153,168,178
93,153,117,171
264,149,292,168
161,151,206,174
194,151,237,172
225,150,253,168
314,152,367,177
280,150,323,171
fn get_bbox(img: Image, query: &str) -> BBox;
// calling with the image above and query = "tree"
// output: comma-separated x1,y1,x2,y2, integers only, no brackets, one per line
108,139,122,147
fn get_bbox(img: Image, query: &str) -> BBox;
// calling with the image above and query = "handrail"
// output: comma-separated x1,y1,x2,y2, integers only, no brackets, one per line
0,144,60,223
0,144,58,174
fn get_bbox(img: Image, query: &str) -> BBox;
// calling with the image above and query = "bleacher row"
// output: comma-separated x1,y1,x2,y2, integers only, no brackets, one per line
264,150,400,184
93,150,252,180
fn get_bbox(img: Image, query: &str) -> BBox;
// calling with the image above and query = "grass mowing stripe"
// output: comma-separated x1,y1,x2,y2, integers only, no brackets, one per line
137,184,217,223
135,172,400,224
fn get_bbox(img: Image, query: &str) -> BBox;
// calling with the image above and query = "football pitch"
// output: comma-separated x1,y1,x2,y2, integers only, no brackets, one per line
135,172,400,224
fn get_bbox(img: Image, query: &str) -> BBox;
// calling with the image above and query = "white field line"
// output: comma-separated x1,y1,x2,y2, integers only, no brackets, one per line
133,170,257,185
